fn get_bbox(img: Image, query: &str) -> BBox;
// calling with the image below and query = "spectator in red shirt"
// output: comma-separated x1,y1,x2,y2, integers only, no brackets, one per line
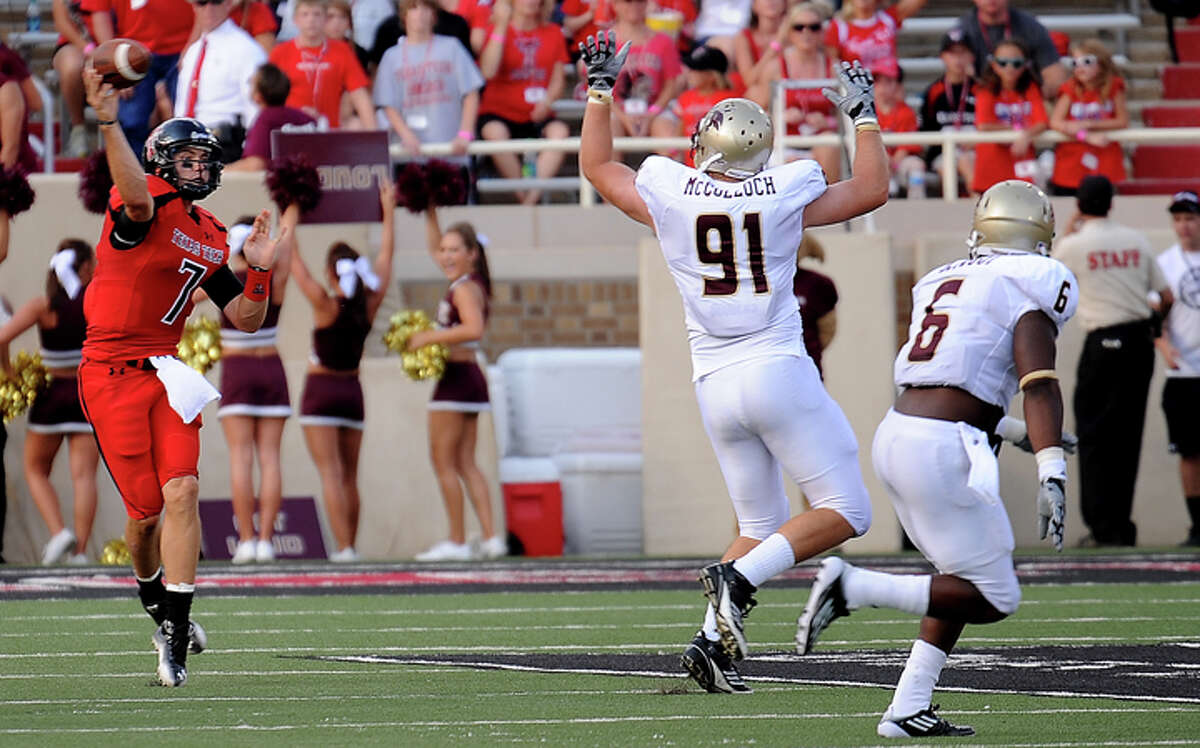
823,0,926,72
1048,38,1128,196
606,0,684,138
872,60,926,198
230,0,279,50
0,43,38,173
747,3,839,180
562,0,614,61
649,44,738,163
972,38,1047,194
52,0,98,157
227,62,318,171
268,0,375,129
85,0,196,157
733,0,788,90
477,0,569,205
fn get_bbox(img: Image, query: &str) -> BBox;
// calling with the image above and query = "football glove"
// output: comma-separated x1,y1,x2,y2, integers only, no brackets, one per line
579,31,631,97
996,416,1078,454
1037,477,1066,552
822,60,877,127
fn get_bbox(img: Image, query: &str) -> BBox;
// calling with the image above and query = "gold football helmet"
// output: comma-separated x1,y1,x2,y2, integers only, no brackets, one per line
967,180,1055,258
691,98,773,180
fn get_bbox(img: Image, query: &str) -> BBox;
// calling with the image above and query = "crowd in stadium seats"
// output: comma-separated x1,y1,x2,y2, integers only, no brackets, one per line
0,0,1159,200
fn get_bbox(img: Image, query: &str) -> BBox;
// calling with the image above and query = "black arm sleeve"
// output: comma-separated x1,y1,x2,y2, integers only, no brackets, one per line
108,207,155,250
201,264,244,310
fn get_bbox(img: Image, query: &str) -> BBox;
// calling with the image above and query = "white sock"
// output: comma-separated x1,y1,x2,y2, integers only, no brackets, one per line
889,639,948,718
732,533,795,588
843,566,930,616
701,603,719,641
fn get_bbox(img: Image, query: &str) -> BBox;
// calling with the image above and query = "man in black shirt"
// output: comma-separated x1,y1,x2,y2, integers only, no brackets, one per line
954,0,1066,92
919,29,977,195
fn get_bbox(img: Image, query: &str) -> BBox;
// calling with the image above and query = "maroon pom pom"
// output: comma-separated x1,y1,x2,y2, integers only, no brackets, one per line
265,155,323,213
425,159,467,208
394,162,430,214
0,167,35,217
78,151,114,214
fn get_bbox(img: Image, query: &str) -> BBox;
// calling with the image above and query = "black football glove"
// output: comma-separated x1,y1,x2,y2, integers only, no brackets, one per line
579,30,631,95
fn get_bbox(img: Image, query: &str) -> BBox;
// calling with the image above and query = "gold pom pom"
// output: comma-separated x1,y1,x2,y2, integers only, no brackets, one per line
0,351,50,422
178,317,222,374
100,538,131,565
382,309,449,381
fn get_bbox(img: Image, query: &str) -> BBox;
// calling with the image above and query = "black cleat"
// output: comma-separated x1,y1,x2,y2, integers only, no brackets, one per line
796,556,850,655
698,561,757,661
877,705,975,738
681,633,752,693
152,621,188,687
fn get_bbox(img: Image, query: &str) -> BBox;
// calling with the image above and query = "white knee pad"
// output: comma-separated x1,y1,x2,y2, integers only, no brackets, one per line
811,491,872,537
736,505,791,541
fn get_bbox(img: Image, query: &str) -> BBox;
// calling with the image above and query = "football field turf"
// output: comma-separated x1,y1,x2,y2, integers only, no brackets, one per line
1,555,1197,746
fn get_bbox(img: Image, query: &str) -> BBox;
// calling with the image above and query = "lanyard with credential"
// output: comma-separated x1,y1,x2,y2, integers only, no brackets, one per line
301,41,328,109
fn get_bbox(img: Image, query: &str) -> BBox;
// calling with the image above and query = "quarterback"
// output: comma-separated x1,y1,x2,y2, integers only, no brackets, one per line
80,66,286,686
578,32,889,693
797,181,1078,737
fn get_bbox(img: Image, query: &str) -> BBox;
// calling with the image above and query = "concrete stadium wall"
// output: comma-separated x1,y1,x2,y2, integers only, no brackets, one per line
1,173,1190,563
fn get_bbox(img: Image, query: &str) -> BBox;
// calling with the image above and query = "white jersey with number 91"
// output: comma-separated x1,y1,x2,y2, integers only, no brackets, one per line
635,155,828,380
895,253,1079,410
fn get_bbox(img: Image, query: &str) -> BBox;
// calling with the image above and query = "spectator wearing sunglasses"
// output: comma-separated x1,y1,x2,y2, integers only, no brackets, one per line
1048,39,1128,196
823,0,927,74
954,0,1067,94
972,38,1047,194
746,3,839,181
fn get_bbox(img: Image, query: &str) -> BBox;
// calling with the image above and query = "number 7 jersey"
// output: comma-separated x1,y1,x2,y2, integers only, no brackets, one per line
635,155,828,380
895,253,1078,410
84,174,230,361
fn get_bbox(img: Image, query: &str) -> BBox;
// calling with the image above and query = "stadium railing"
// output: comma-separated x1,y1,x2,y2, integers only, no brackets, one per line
399,126,1200,205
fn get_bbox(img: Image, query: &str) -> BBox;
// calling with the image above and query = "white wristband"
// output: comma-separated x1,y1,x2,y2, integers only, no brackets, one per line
1035,446,1067,483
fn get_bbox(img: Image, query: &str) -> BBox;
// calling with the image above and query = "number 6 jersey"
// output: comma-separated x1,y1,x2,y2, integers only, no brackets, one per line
635,155,827,380
895,253,1079,410
84,174,231,361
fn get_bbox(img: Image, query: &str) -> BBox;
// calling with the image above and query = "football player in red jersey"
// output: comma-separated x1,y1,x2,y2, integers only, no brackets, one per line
81,65,288,687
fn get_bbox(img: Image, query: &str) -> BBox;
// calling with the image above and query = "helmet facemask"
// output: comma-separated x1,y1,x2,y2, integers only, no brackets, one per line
143,118,224,200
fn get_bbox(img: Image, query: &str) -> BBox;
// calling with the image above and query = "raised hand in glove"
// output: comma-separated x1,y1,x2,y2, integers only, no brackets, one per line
1037,477,1066,552
822,60,878,128
579,30,631,102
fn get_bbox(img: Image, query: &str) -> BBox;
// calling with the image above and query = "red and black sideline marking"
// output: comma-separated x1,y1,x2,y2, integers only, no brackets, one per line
1,553,1197,600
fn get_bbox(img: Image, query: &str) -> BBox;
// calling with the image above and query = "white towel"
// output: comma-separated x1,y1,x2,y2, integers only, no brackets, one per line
148,355,220,424
958,421,1000,506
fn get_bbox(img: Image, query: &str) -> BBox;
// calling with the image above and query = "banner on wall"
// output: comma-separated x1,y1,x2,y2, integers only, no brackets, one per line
199,496,328,561
270,130,391,224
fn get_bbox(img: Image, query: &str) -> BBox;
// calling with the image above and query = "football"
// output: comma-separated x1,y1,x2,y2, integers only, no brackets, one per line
89,38,151,90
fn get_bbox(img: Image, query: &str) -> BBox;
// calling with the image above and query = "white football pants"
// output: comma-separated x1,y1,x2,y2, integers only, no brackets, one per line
872,409,1021,615
694,354,872,541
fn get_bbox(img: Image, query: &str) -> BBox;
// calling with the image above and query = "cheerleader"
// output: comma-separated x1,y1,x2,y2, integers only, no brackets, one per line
411,205,503,562
217,206,298,564
0,240,99,564
292,183,395,562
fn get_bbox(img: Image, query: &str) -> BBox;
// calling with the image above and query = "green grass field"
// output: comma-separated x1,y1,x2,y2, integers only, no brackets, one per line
1,580,1198,746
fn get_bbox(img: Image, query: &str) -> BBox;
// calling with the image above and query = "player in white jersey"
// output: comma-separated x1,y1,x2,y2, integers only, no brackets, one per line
795,180,1078,738
578,32,889,694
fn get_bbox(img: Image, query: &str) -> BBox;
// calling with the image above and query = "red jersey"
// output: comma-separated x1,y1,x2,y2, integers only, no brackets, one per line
877,99,919,159
613,31,682,115
972,84,1048,193
783,56,835,136
1051,77,1127,189
561,0,615,50
673,87,738,166
78,0,194,55
84,175,230,361
269,38,369,128
230,1,278,39
456,0,494,30
823,6,901,71
478,24,568,123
